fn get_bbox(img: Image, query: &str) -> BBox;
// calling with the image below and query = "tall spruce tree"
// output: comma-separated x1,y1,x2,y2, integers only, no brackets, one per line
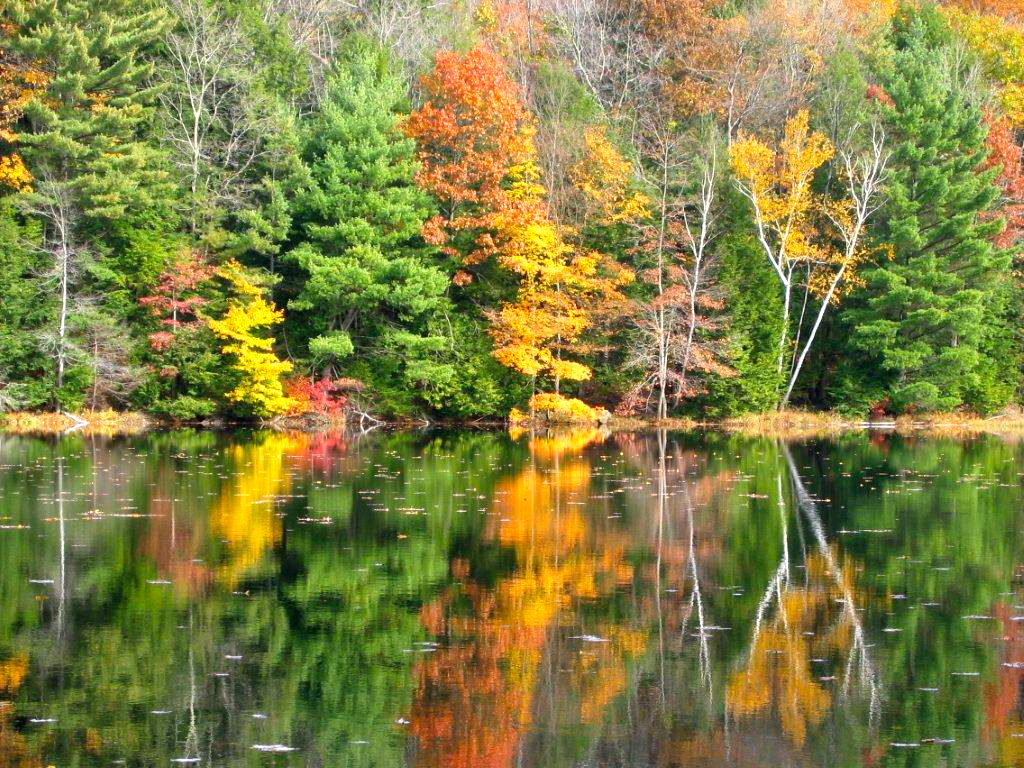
285,38,450,404
840,8,1008,413
4,0,170,408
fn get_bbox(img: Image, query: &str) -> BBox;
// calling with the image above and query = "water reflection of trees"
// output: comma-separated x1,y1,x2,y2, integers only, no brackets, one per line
0,432,1023,766
408,428,645,768
727,446,878,747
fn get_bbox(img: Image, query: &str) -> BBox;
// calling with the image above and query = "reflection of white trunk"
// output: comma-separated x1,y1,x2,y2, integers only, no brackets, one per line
183,615,200,762
739,448,879,728
777,471,790,586
745,465,792,666
655,430,667,703
783,445,879,721
56,456,66,638
748,556,788,667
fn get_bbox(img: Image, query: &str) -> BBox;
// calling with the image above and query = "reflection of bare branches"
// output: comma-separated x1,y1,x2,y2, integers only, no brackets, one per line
783,445,879,723
646,431,716,710
655,430,668,706
730,446,879,745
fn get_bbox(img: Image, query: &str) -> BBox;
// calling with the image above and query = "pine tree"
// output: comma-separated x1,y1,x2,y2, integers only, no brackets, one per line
0,198,48,410
285,38,449,391
4,0,170,407
840,9,1008,413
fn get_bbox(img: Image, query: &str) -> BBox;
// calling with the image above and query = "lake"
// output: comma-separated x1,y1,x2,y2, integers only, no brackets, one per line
0,428,1022,767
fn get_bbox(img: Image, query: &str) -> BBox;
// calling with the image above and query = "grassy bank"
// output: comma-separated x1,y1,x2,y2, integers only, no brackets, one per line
717,408,1024,438
6,408,1024,438
1,410,151,436
718,410,850,438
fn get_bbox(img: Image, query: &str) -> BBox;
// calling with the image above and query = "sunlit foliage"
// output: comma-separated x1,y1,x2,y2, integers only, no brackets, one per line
207,260,295,417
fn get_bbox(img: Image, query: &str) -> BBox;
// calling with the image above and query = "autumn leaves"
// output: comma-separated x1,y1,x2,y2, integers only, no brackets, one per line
730,111,887,408
407,45,633,417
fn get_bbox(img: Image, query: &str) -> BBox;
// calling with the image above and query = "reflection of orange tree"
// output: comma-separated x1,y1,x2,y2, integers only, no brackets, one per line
0,653,39,768
211,434,302,586
983,602,1024,761
409,430,643,767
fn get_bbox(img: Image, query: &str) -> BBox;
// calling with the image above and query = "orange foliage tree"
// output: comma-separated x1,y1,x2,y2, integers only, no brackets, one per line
406,44,534,271
983,110,1024,249
408,45,631,403
0,22,46,191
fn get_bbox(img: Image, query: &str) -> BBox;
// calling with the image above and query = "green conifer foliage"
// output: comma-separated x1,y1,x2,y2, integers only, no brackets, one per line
5,0,171,406
285,38,450,410
841,9,1009,413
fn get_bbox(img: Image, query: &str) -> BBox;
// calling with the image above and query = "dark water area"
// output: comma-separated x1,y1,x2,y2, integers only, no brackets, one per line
1,428,1023,767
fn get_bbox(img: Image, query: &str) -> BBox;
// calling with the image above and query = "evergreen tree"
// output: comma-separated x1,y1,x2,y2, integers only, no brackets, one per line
0,199,48,410
4,0,171,408
838,9,1009,413
284,38,451,409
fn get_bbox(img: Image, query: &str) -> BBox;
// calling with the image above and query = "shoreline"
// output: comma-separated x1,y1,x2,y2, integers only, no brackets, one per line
5,409,1024,438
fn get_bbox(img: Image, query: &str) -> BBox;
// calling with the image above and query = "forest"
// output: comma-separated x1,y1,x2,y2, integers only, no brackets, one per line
1,0,1023,424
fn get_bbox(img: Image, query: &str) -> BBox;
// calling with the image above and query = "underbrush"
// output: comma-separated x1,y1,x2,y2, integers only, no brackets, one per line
510,393,611,426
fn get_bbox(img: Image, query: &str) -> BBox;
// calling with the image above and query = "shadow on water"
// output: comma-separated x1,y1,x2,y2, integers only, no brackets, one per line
0,428,1022,766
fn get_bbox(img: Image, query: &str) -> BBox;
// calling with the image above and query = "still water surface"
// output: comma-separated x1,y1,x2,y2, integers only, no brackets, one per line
1,428,1023,766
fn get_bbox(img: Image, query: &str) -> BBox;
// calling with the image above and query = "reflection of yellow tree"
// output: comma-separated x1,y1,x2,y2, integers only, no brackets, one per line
410,430,644,768
212,434,301,586
726,555,845,745
0,654,26,692
728,448,878,747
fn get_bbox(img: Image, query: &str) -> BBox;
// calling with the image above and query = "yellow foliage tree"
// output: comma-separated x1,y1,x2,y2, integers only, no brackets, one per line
487,128,631,399
730,110,887,406
572,127,651,224
943,6,1024,125
729,111,839,399
207,260,296,418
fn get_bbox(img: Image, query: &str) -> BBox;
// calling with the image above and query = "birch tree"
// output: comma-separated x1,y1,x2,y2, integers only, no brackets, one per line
729,110,833,406
780,125,887,405
730,112,887,408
